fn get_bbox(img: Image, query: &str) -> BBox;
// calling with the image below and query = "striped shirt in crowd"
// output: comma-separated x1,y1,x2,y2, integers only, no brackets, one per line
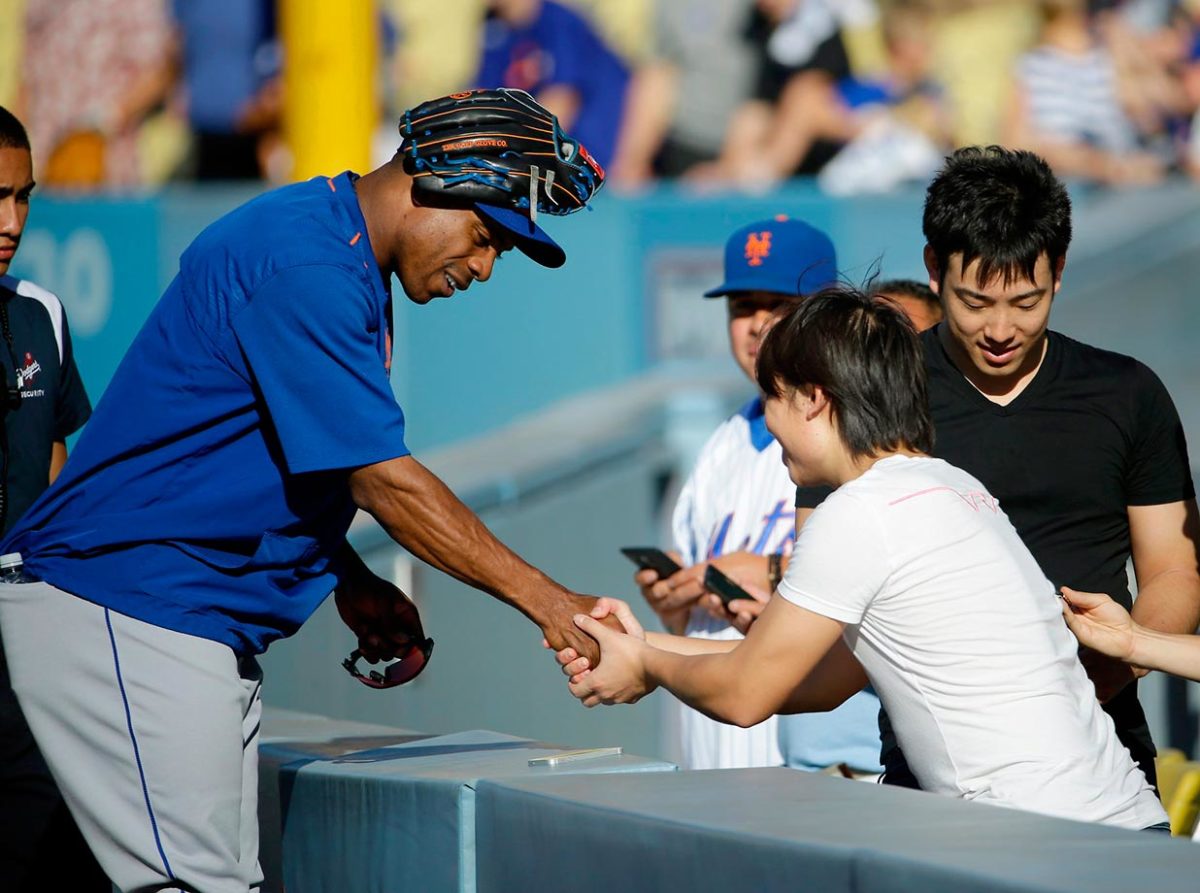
1015,45,1138,153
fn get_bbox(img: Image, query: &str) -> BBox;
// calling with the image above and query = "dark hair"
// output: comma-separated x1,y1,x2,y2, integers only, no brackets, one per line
923,146,1071,287
756,285,934,459
0,107,30,151
875,278,939,308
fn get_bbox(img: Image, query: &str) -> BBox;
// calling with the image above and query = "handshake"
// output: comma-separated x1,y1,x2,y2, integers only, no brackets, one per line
548,598,658,708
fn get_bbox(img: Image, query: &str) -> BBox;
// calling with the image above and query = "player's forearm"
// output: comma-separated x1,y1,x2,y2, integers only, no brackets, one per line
643,646,772,728
349,456,569,621
1129,623,1200,681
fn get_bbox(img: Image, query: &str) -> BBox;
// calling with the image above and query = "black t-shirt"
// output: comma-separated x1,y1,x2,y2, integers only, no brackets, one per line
922,327,1193,608
798,326,1194,783
0,277,92,537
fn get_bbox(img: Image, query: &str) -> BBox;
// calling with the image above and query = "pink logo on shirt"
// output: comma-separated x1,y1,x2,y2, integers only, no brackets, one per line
889,486,999,513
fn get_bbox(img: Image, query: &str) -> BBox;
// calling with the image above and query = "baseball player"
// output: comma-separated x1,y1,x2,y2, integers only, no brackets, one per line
637,217,882,774
0,89,613,893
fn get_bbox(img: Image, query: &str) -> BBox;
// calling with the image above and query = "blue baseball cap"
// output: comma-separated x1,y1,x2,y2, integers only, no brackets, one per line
703,216,838,298
475,203,566,269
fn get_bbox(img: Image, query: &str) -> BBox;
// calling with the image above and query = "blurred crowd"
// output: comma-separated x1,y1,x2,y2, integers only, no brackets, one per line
0,0,283,189
2,0,1200,193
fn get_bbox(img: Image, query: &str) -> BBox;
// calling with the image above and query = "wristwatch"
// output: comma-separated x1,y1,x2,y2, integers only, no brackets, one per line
767,553,783,593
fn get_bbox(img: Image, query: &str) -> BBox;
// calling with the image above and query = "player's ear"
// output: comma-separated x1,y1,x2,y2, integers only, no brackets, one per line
805,385,830,421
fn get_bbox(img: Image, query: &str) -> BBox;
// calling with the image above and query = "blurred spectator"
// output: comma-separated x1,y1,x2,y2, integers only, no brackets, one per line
475,0,629,169
683,0,872,186
691,1,947,193
809,2,948,194
1095,0,1190,158
1002,0,1165,184
21,0,176,190
170,0,281,181
608,0,761,187
1183,1,1200,177
762,0,889,80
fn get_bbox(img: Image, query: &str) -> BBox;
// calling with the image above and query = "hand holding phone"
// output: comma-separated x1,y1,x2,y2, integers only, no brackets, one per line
620,547,683,580
703,564,754,609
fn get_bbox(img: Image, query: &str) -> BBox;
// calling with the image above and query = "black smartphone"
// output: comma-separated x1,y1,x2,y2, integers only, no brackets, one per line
704,564,753,608
620,546,682,579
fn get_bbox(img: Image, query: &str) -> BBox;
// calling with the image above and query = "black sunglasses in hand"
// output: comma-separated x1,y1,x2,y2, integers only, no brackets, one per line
341,637,435,689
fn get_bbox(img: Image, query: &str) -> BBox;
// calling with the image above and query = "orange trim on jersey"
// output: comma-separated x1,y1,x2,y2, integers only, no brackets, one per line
349,232,362,246
327,178,337,192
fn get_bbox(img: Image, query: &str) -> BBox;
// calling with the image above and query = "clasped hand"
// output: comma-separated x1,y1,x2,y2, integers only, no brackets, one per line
552,598,655,707
537,592,627,667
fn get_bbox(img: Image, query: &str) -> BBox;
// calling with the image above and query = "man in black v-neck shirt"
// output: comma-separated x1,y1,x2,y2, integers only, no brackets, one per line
799,147,1199,789
915,326,1193,785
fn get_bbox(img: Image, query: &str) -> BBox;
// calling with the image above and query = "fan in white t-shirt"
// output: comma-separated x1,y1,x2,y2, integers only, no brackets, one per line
557,286,1167,832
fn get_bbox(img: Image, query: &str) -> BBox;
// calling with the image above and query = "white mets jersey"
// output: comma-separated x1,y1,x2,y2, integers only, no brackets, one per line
670,397,794,770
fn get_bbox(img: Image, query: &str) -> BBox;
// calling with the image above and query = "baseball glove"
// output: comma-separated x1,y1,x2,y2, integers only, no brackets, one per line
399,88,605,222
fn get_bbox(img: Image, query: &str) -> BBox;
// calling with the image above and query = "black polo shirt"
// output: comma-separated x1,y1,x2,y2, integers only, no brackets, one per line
0,275,91,536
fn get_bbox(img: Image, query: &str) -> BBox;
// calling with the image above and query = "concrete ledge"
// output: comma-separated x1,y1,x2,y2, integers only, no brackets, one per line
477,768,1200,893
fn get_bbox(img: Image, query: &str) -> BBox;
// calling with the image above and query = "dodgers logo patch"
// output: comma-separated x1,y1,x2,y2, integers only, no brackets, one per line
16,351,40,388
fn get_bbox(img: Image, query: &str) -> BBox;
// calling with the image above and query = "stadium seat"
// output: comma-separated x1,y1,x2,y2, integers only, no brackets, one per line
1155,749,1189,805
1167,768,1200,837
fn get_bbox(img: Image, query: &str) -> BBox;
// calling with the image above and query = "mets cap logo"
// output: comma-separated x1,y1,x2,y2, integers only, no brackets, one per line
744,231,772,267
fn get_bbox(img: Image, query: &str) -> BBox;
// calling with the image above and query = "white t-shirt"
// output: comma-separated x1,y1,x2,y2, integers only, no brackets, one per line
778,455,1166,830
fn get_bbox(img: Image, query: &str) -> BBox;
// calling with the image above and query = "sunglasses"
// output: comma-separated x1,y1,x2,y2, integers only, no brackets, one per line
341,637,434,689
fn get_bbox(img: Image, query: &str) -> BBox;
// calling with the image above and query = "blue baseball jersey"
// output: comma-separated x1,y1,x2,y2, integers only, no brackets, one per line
4,172,409,655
